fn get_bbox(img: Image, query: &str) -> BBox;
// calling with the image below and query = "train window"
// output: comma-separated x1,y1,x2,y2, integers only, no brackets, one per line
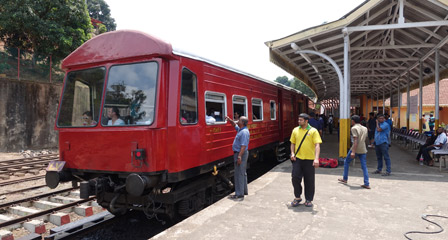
252,98,263,121
205,92,226,125
232,95,247,120
102,61,158,126
57,67,105,127
270,100,276,120
180,68,198,125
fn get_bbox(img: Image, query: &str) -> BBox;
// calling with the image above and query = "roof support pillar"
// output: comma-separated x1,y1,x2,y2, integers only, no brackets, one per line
382,88,385,114
419,61,423,133
390,86,393,126
397,80,401,128
398,0,405,24
376,92,379,113
435,49,440,129
365,95,369,118
371,94,374,113
339,31,351,159
290,42,346,158
407,72,410,130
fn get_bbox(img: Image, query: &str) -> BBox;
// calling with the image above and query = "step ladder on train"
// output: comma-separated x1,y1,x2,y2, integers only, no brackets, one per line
275,142,290,162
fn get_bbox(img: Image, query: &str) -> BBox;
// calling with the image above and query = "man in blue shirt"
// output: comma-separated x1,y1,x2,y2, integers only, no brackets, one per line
308,112,323,136
225,115,250,201
373,113,392,176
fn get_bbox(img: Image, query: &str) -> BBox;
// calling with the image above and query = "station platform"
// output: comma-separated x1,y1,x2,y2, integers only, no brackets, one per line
154,133,448,240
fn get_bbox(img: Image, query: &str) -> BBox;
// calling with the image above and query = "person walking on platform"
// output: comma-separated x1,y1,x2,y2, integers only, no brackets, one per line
290,113,322,207
338,115,370,189
373,113,392,176
226,115,250,201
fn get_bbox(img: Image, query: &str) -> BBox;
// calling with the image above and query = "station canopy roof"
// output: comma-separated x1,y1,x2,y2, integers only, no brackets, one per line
265,0,448,101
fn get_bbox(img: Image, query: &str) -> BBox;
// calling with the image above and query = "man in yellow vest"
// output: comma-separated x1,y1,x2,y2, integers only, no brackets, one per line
289,113,322,207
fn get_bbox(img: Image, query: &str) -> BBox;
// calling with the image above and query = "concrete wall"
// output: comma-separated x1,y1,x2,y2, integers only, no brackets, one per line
0,79,62,151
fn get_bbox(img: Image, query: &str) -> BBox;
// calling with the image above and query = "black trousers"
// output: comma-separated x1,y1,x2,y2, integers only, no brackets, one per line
416,143,431,160
422,146,436,164
291,159,315,201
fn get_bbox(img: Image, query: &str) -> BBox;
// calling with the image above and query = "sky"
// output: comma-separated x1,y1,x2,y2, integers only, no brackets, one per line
105,0,365,82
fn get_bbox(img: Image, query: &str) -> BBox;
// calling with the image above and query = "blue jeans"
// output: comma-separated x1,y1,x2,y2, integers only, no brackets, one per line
233,151,248,196
343,150,369,186
375,142,391,173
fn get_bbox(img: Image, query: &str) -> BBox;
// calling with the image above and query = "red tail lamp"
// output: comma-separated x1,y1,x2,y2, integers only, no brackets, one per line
134,149,146,160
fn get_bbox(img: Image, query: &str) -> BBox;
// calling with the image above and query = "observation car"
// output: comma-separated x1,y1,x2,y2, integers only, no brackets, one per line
46,30,310,218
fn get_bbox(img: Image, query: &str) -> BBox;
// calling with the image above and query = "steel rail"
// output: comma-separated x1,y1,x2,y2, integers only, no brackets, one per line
0,184,47,195
0,159,56,170
0,154,59,164
0,197,95,229
0,187,77,209
0,175,45,187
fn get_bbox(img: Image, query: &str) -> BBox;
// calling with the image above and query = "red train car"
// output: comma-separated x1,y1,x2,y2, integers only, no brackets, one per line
46,30,310,217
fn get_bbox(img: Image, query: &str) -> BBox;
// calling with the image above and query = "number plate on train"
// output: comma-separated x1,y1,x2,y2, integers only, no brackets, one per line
46,161,66,171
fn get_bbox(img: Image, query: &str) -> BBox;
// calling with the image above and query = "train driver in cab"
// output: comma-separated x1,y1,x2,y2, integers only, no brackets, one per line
107,107,125,126
82,111,97,126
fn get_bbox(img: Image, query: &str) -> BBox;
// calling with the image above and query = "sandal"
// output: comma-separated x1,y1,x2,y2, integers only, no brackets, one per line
304,200,313,207
338,178,347,184
361,185,371,189
291,198,302,207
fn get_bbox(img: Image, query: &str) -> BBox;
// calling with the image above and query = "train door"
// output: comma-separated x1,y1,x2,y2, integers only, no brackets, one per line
277,88,284,141
175,64,204,173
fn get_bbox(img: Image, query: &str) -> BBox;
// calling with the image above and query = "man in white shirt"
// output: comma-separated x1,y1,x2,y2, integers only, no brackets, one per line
107,107,125,126
422,127,447,166
206,109,216,124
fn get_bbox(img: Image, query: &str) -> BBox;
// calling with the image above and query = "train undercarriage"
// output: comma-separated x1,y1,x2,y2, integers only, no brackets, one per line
46,143,288,220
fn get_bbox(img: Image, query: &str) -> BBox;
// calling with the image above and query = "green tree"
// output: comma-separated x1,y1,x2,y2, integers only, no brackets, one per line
0,0,93,63
87,0,116,32
290,77,316,99
274,76,290,87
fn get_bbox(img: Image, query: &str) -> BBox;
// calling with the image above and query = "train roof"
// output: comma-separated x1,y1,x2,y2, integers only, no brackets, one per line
62,30,309,100
61,30,173,70
172,48,306,97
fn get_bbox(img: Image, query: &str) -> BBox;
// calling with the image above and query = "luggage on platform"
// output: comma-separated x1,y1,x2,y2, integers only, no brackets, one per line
319,158,338,168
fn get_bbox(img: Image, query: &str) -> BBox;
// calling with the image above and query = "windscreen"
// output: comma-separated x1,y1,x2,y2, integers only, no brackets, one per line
101,61,158,126
57,67,106,127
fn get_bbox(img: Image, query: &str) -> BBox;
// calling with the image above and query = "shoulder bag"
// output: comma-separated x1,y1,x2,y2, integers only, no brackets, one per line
292,129,310,162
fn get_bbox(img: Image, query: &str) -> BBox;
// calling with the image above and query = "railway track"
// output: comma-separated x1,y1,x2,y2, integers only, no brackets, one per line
0,175,45,187
0,154,59,178
0,186,103,239
0,154,59,190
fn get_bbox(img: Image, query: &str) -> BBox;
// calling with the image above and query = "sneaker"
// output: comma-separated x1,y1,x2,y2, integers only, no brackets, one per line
228,195,244,201
382,172,391,176
373,170,382,174
361,185,371,189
